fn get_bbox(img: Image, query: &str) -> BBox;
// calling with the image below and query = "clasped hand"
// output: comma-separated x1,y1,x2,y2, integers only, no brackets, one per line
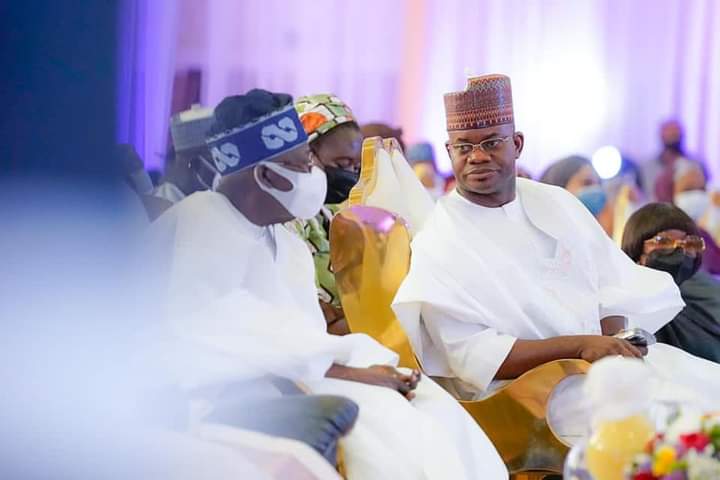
327,364,422,400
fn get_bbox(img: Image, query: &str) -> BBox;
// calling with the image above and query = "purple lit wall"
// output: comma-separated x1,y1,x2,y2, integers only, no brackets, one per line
124,0,720,182
117,0,178,170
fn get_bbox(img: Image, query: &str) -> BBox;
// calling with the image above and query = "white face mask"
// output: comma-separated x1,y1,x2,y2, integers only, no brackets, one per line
674,189,709,221
254,161,327,220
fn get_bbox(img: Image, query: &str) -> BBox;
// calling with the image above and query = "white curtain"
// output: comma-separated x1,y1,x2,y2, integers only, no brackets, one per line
174,0,720,179
201,0,407,127
415,0,720,177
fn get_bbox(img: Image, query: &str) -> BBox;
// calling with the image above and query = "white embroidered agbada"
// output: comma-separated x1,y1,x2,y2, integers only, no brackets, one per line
152,191,507,480
393,179,720,429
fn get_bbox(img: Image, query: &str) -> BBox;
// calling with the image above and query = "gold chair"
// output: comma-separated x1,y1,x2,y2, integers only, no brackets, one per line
348,137,435,236
612,184,632,246
329,137,590,479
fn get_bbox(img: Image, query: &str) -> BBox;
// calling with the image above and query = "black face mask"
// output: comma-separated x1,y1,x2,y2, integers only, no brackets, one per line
645,248,701,285
324,167,360,204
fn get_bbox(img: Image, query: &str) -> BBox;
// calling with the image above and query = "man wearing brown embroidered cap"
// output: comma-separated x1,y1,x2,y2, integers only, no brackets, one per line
393,74,720,439
442,74,520,208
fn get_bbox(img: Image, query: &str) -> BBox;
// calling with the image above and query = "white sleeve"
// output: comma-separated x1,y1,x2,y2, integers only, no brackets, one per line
551,185,684,331
595,226,684,331
561,206,685,330
421,303,516,392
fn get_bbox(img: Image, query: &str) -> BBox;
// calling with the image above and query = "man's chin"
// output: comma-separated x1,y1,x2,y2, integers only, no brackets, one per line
464,181,500,195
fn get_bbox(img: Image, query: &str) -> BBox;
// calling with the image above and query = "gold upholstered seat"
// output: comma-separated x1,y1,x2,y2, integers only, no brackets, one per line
329,137,590,479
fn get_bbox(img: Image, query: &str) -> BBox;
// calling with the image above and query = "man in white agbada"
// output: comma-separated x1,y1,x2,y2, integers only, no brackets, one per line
153,89,507,480
393,74,720,438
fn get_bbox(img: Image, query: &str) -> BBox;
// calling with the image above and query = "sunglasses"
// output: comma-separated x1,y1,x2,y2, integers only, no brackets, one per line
644,235,706,253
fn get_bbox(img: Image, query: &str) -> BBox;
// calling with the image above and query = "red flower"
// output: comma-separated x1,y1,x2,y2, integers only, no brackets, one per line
633,472,656,480
679,432,711,451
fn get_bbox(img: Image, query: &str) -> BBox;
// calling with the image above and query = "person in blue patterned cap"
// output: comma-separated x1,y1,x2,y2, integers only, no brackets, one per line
150,88,507,480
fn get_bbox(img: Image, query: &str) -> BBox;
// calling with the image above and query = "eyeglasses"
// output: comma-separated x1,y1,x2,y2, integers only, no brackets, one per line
644,235,706,253
448,136,513,156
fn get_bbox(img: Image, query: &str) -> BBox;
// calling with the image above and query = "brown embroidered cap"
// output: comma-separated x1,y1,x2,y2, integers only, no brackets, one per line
443,74,514,131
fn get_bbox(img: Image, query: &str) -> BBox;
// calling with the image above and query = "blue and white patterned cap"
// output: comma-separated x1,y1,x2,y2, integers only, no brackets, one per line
206,104,308,176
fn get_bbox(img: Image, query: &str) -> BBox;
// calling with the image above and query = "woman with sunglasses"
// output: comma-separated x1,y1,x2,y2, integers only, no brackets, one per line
622,202,720,363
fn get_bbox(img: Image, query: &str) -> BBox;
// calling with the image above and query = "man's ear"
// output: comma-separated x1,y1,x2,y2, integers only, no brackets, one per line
253,164,272,189
513,131,525,158
308,147,322,168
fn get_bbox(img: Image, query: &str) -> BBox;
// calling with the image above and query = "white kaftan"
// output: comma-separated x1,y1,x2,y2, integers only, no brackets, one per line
393,179,720,435
151,191,507,480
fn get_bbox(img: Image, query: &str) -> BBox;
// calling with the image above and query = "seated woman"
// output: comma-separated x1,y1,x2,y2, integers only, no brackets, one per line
539,155,615,235
621,202,720,363
292,94,364,335
671,159,720,274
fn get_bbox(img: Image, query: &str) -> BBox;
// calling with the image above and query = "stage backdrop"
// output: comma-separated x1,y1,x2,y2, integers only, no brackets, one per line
122,0,720,180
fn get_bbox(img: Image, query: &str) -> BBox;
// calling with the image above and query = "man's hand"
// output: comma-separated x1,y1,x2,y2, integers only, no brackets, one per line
319,301,350,336
358,366,421,400
577,335,647,363
497,334,648,380
326,364,421,400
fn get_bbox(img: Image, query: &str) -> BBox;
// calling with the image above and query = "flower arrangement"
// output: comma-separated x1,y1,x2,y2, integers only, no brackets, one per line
627,414,720,480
